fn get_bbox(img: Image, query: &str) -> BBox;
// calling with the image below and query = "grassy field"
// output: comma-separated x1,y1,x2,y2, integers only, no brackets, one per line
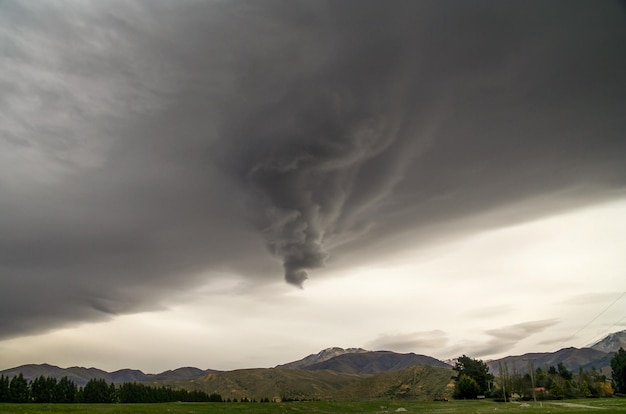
1,399,626,414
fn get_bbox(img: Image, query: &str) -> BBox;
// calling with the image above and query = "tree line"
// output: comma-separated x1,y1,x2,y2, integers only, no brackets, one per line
453,347,626,400
492,362,613,400
0,374,223,403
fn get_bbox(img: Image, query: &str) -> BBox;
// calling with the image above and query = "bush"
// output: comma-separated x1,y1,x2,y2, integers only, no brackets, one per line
455,374,481,399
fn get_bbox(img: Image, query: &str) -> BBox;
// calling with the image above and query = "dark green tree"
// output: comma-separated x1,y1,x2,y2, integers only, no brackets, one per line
9,373,30,402
55,376,77,403
535,367,547,388
579,380,591,398
0,375,9,402
83,379,113,403
208,392,223,402
549,378,564,399
557,362,573,381
109,382,118,403
453,355,494,395
455,374,481,399
31,376,57,403
611,347,626,394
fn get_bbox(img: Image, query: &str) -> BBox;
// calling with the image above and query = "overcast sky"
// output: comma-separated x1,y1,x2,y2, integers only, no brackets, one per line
1,0,625,373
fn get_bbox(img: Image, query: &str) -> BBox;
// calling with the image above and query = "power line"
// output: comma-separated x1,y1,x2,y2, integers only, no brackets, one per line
582,315,626,348
560,291,626,349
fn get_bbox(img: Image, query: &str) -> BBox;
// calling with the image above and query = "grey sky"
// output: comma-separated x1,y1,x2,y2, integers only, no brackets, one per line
1,0,625,371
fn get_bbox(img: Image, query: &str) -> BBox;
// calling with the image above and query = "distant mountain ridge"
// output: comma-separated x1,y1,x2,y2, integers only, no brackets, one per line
485,330,626,376
301,350,450,374
276,347,369,370
0,363,218,386
486,347,614,376
276,347,449,374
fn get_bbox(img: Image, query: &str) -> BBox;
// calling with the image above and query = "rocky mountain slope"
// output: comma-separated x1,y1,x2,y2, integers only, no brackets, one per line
589,330,626,353
276,347,368,370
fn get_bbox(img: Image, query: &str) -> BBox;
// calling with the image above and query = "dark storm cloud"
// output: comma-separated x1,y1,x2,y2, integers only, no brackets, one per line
1,1,625,338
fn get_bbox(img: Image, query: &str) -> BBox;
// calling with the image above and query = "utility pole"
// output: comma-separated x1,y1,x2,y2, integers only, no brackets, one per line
524,358,537,404
499,362,507,403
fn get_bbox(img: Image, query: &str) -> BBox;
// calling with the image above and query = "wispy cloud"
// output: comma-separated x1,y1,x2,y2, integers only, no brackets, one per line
366,330,449,353
470,320,560,357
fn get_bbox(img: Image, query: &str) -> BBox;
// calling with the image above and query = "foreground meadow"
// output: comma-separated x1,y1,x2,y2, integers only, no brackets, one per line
1,399,626,414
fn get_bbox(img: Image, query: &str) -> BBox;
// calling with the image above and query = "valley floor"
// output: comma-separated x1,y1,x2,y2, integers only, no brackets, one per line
1,399,626,414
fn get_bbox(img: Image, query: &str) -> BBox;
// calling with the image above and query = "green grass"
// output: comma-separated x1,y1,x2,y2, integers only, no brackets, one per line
2,399,626,414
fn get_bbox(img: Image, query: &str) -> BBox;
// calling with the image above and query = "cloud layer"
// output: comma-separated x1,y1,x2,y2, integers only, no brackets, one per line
1,0,625,340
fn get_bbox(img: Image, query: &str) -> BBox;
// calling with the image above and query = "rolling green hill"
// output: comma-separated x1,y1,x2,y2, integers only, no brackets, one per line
335,365,455,400
162,368,362,401
161,365,454,401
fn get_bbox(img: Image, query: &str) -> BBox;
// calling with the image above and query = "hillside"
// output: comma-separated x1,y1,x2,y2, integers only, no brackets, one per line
487,347,614,376
335,365,455,401
163,368,363,401
163,365,454,401
302,351,450,374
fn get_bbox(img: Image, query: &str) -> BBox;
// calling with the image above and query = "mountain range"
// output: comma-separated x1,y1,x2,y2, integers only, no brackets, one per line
0,363,218,386
1,330,624,399
486,330,626,376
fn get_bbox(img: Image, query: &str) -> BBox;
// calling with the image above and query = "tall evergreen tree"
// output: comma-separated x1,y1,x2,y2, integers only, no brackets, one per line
83,379,113,403
9,374,30,403
557,362,573,380
0,375,10,402
31,376,48,403
611,347,626,394
32,376,58,403
55,376,77,403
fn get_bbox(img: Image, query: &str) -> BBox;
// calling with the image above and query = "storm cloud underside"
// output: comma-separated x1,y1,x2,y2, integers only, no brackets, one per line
1,1,625,339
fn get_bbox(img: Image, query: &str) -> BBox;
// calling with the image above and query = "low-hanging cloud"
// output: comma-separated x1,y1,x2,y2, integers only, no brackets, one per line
366,330,449,353
473,319,560,357
1,0,625,339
